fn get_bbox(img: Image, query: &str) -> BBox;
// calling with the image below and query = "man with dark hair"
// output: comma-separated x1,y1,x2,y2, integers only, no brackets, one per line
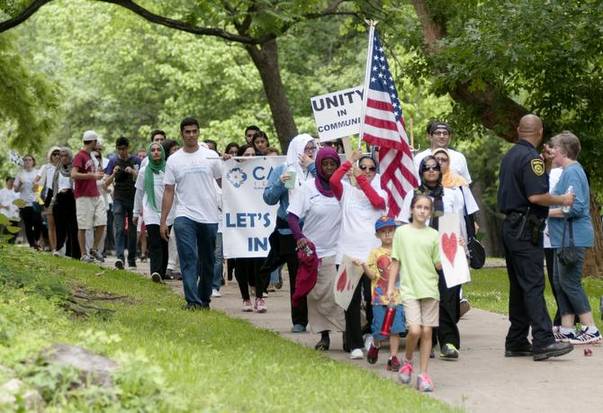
150,129,166,143
160,117,223,310
414,121,471,183
104,136,140,269
244,125,261,144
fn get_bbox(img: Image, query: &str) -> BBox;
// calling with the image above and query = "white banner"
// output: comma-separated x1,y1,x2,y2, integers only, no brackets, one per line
311,86,363,141
438,213,471,288
222,156,284,258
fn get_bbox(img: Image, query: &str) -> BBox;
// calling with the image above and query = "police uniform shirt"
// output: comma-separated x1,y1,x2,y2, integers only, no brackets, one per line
497,139,548,218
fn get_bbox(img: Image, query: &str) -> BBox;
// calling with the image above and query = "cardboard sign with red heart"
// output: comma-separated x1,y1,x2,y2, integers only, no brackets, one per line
438,213,471,288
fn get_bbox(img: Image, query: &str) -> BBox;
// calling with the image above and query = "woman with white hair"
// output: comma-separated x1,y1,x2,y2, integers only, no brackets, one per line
547,131,600,344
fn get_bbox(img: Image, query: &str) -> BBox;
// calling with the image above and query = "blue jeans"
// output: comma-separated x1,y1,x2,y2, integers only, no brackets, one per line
553,247,591,316
113,199,137,264
174,217,217,306
212,232,224,291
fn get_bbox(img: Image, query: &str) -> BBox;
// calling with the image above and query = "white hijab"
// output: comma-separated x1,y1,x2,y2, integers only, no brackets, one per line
285,133,315,189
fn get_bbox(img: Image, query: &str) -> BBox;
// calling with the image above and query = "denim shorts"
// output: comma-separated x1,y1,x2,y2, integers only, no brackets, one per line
371,304,406,341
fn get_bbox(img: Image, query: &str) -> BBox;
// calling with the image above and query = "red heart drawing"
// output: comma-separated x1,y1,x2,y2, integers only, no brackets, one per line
336,269,348,292
441,232,457,265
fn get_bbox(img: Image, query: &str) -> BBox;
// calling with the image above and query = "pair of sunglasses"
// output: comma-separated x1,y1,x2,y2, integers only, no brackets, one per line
359,165,376,172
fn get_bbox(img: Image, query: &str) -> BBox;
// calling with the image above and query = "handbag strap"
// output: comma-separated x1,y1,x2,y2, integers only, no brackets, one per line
561,217,575,248
459,186,476,239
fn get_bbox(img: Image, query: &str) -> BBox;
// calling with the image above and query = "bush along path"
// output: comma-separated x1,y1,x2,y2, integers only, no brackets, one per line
0,246,451,412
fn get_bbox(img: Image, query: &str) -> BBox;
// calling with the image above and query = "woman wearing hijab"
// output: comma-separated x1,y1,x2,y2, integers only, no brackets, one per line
288,146,344,351
134,142,173,283
330,149,387,360
260,133,317,332
51,147,80,259
397,156,477,360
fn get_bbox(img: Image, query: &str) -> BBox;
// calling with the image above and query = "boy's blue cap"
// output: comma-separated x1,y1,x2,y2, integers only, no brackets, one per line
375,216,397,232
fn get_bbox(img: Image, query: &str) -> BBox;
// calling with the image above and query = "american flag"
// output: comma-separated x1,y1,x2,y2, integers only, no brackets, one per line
360,29,418,217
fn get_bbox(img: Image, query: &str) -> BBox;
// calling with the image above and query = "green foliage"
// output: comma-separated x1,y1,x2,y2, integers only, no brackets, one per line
0,32,60,152
381,0,603,194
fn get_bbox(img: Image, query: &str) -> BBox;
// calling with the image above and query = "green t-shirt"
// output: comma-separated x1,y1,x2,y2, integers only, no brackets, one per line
391,224,440,301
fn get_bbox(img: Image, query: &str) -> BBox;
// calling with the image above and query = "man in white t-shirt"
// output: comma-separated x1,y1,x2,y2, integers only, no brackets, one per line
160,117,223,310
414,121,472,184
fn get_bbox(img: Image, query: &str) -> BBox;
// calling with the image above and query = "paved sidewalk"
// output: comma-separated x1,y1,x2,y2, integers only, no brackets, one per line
105,257,602,412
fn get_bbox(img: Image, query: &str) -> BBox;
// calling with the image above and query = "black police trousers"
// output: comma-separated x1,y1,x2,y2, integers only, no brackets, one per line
433,269,461,349
502,218,555,351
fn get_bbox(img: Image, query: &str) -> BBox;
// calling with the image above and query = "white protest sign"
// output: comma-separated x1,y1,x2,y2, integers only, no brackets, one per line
438,213,471,288
222,156,284,258
334,255,364,310
311,86,363,141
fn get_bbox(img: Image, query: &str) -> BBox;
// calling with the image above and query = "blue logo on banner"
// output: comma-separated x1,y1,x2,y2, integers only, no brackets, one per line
227,167,247,188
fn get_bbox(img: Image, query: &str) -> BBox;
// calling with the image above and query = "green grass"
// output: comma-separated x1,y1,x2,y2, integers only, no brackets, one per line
0,245,454,412
466,266,603,330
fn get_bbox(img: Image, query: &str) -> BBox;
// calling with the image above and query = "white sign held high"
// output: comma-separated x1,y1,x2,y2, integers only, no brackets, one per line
222,157,283,258
311,86,363,141
438,213,471,288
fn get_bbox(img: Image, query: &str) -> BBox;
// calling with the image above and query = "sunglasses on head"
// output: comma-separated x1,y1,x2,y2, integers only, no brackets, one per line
359,165,376,172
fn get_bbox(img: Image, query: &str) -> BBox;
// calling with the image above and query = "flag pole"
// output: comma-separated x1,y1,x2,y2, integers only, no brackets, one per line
358,20,377,150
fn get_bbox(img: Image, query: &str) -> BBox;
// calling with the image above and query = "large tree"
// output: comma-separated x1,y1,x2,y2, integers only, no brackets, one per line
391,0,603,275
2,0,362,151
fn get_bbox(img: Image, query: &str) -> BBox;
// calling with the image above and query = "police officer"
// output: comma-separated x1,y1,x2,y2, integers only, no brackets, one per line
498,114,574,361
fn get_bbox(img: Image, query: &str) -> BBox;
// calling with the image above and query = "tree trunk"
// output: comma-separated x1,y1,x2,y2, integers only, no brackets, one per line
245,39,298,152
584,195,603,277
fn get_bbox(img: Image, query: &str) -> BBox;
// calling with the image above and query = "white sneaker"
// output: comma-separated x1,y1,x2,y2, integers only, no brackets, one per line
350,348,364,360
212,289,222,297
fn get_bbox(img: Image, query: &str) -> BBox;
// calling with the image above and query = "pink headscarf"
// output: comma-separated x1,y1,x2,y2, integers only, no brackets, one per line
314,147,340,197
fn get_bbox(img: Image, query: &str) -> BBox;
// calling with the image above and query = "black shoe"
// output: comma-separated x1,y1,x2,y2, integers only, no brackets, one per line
151,272,162,283
315,337,330,351
183,303,210,311
505,345,533,357
115,259,124,270
533,341,573,361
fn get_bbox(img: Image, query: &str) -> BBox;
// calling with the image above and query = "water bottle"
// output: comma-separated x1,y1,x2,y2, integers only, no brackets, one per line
561,185,573,213
379,304,396,337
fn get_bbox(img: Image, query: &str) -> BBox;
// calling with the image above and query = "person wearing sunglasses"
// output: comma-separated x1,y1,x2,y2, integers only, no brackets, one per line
329,150,387,360
414,121,472,185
